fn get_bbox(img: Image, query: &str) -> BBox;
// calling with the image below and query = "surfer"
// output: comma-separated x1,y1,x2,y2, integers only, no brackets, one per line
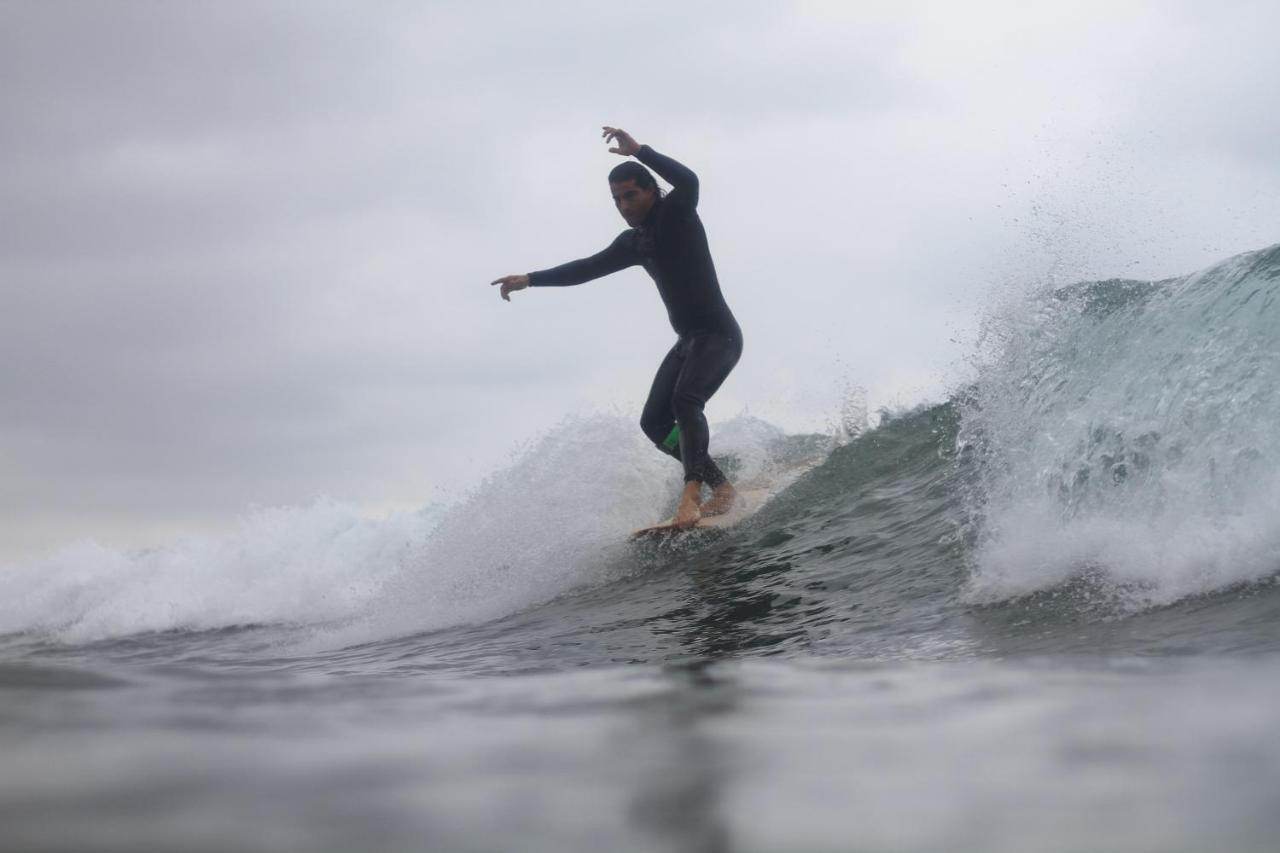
491,127,743,529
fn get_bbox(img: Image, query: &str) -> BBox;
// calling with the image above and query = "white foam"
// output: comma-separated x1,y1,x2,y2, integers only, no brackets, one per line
967,485,1280,607
0,500,433,643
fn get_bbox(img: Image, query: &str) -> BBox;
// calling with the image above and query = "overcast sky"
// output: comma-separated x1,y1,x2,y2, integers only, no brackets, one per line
3,0,1279,562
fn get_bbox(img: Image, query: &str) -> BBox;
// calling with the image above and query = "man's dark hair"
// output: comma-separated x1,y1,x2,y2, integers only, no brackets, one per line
608,161,661,195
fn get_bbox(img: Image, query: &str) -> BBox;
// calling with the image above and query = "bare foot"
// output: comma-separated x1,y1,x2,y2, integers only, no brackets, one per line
672,481,703,528
700,481,737,517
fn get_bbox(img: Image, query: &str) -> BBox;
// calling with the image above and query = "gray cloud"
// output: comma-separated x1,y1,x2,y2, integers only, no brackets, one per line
3,1,1279,561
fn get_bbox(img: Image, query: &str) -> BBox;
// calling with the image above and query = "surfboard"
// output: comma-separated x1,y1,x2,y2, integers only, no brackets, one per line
629,455,821,540
629,486,771,539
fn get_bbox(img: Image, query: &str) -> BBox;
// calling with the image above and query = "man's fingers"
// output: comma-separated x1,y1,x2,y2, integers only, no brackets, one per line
494,277,525,300
602,126,637,156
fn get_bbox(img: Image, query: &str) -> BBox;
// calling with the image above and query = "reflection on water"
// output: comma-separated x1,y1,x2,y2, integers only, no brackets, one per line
625,663,735,853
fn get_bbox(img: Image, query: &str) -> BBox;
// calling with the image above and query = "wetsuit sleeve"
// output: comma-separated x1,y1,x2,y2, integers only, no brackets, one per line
528,231,638,287
636,145,699,209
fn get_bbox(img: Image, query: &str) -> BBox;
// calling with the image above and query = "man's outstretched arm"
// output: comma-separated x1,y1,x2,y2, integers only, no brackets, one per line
491,232,636,301
603,126,699,209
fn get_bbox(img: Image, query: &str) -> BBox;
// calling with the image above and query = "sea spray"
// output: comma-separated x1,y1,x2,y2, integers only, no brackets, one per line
350,412,819,644
356,413,678,643
960,243,1280,606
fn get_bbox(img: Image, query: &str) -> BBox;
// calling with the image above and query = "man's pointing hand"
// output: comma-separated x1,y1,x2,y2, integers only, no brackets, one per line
491,274,529,302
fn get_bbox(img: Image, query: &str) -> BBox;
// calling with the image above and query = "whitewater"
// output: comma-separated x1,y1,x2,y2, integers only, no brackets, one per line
4,243,1280,852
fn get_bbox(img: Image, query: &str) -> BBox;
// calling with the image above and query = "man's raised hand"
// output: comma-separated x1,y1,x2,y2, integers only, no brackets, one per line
491,273,529,302
602,126,641,157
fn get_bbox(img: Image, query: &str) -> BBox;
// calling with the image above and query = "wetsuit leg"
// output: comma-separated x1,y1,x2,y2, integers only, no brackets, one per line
640,341,685,460
671,330,742,484
639,330,742,486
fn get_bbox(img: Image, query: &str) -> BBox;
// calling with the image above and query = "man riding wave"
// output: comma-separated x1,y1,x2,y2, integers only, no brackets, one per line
492,127,743,529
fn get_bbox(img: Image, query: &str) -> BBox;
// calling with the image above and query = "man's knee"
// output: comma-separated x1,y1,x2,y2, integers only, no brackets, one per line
640,411,669,444
671,388,705,423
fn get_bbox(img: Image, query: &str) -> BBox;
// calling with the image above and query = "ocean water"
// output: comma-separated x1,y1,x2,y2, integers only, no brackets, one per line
5,243,1280,852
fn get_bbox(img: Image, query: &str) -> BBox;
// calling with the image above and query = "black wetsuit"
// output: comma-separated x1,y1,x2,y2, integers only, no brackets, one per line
528,145,742,486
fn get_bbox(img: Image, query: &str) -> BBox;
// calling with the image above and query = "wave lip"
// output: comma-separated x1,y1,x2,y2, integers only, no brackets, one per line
962,242,1280,607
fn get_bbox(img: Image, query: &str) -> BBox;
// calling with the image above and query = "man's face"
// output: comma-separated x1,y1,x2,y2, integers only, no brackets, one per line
610,179,656,227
